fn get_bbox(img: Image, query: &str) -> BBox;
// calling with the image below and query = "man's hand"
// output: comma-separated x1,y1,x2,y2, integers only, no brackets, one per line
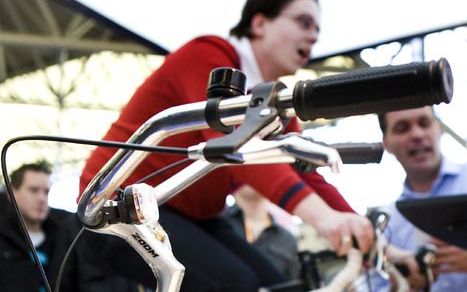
431,238,467,274
316,211,374,255
386,245,427,290
293,194,374,255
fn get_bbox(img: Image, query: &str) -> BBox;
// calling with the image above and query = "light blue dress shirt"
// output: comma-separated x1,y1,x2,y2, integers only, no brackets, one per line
371,158,467,291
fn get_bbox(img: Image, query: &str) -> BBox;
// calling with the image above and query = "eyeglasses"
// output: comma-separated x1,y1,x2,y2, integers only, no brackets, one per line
279,13,320,33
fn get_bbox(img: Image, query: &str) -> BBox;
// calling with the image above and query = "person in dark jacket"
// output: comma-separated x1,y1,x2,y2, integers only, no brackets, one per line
0,161,150,292
0,161,69,291
50,214,154,292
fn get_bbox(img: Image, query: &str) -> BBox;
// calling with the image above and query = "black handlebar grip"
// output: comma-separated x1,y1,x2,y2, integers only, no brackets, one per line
331,142,384,164
293,58,453,121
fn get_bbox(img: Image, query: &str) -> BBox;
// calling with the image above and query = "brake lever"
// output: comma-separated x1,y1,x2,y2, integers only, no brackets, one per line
243,134,342,172
363,211,392,280
189,132,342,172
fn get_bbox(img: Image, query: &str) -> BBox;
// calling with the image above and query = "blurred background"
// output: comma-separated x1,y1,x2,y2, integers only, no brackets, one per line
0,0,465,213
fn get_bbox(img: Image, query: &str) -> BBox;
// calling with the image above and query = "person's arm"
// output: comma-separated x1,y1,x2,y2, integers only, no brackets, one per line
225,108,367,253
172,39,353,214
284,118,355,213
293,194,373,254
225,117,353,215
298,171,354,212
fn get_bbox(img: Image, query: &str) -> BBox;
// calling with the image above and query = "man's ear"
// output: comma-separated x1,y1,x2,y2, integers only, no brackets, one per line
382,136,393,154
251,13,267,38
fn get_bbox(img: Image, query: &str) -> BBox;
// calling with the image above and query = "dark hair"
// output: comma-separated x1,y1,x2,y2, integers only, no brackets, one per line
377,113,387,135
230,0,313,38
10,160,51,189
377,107,437,136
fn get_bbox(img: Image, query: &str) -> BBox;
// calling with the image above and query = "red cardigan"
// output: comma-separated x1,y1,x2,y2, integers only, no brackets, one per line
79,36,353,220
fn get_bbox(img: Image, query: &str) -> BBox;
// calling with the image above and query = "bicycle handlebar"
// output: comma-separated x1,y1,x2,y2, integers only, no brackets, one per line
78,59,452,228
331,142,383,164
293,58,452,120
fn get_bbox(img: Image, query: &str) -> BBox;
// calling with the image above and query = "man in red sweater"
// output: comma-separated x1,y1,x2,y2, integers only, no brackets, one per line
80,0,374,290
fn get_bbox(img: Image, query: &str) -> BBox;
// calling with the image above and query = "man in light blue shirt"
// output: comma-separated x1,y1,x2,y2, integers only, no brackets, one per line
373,106,467,291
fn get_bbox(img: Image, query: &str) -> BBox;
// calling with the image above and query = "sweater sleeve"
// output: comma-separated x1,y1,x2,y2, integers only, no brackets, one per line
79,36,354,218
225,135,354,213
283,118,355,213
166,45,314,213
170,40,354,214
298,171,354,212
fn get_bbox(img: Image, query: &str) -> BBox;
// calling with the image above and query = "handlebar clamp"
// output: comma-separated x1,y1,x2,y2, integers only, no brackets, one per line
203,81,286,163
205,67,247,133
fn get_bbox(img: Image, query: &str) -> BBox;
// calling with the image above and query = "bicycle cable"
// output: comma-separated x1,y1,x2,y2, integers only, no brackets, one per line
54,226,85,292
1,134,190,292
134,157,191,184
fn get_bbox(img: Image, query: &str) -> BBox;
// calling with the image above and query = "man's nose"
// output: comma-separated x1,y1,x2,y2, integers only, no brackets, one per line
409,125,426,139
38,190,49,202
306,29,318,45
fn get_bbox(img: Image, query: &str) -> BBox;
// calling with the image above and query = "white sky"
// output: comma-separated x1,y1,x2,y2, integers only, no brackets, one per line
74,0,467,57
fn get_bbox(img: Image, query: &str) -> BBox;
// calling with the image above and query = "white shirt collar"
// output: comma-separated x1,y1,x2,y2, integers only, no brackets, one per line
401,157,462,198
228,36,264,90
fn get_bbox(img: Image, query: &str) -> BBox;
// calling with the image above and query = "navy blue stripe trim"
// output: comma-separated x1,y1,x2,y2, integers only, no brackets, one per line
278,182,306,209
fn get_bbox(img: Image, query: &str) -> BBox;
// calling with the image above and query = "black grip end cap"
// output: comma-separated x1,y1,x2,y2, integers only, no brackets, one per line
430,58,453,105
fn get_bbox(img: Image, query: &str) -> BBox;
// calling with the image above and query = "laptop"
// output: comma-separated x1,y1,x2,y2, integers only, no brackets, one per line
396,194,467,249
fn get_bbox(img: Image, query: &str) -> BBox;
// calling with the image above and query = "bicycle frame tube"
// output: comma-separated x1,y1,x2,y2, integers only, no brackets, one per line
78,90,295,227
